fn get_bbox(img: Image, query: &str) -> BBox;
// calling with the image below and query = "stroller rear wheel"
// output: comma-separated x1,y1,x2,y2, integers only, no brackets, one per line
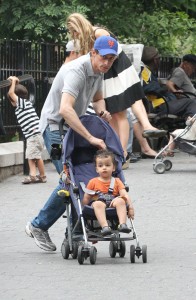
142,245,147,263
61,239,70,259
130,244,135,263
109,241,118,258
78,245,85,265
71,241,78,259
89,246,97,265
163,159,172,171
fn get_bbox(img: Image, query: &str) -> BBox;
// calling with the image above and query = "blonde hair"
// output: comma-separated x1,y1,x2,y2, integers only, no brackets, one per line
66,13,95,55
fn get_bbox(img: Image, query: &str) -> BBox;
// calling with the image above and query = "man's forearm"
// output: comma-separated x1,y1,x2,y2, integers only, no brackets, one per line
92,99,106,115
61,108,93,142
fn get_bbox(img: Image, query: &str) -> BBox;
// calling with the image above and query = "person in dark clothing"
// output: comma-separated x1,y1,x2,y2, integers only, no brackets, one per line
141,46,196,119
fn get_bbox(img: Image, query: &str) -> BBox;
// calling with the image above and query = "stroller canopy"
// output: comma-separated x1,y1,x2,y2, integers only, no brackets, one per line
62,115,124,166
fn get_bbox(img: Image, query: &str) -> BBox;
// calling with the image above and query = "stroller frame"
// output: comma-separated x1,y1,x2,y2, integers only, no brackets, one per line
153,114,196,174
59,115,147,265
60,174,147,265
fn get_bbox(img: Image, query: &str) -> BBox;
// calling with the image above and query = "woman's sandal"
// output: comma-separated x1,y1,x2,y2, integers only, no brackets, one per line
22,175,42,184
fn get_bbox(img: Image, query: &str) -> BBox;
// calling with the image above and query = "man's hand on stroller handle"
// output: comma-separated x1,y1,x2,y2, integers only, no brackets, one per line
99,110,112,122
88,136,106,149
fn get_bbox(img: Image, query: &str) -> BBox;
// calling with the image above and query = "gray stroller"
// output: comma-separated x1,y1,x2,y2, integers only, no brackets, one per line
153,114,196,174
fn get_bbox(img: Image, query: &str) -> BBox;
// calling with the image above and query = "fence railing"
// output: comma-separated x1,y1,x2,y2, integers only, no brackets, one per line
0,39,66,139
0,39,195,140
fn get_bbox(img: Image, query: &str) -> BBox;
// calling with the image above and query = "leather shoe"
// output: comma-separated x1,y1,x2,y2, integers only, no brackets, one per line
141,152,156,159
128,152,139,163
142,129,167,138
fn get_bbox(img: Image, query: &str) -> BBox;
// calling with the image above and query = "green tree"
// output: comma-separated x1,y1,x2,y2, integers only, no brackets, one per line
130,10,196,55
0,0,88,42
0,0,196,54
78,0,196,54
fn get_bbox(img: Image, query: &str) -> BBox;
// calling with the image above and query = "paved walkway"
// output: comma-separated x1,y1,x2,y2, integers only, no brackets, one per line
0,153,196,300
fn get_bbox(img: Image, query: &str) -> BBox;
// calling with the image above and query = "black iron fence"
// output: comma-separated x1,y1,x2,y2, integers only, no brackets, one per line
0,39,195,141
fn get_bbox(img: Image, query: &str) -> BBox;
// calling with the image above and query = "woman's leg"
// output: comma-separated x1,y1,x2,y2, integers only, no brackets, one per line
127,110,134,154
109,110,129,158
132,100,157,130
133,122,157,156
132,100,167,138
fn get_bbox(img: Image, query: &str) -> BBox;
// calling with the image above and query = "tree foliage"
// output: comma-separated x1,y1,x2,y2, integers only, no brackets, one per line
130,10,196,55
0,0,88,42
0,0,195,55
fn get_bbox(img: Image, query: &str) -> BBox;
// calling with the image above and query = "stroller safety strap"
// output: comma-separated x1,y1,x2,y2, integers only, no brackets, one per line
108,176,115,194
80,176,115,195
80,182,96,195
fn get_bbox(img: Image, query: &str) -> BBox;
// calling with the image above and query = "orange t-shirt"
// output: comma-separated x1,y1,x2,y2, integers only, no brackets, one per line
86,177,125,196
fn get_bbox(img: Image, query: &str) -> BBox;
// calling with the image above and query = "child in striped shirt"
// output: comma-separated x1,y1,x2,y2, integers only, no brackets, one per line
7,76,46,184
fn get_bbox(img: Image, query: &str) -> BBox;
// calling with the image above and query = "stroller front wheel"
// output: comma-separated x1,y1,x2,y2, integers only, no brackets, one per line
153,162,166,174
118,241,126,258
142,245,147,263
109,241,118,258
89,246,97,265
130,244,135,263
78,245,85,265
61,239,70,259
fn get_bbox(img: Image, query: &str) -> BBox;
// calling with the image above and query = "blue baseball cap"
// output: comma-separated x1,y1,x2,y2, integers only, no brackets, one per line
94,36,118,56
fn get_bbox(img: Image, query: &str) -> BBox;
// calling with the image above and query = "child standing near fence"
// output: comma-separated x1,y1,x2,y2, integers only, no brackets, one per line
7,76,47,184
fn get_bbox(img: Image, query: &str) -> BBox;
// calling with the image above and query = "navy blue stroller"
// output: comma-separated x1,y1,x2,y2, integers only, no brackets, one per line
59,115,147,265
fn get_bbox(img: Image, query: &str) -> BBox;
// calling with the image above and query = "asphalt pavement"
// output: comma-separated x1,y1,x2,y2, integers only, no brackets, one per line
0,152,196,300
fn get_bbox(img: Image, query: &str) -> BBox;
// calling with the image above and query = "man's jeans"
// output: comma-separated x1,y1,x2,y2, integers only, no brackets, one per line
43,126,64,174
32,126,66,230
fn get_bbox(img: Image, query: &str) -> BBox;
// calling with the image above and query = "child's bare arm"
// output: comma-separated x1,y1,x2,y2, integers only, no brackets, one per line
119,189,135,219
7,76,19,106
82,193,92,205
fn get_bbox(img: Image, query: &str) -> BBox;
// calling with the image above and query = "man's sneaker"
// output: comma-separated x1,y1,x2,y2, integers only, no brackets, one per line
25,222,56,251
122,154,130,170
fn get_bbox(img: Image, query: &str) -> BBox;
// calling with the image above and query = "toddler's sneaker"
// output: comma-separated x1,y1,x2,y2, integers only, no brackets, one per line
25,222,56,251
118,223,131,233
101,226,112,236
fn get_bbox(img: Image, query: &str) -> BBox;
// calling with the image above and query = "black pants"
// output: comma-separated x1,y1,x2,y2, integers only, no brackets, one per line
154,97,196,118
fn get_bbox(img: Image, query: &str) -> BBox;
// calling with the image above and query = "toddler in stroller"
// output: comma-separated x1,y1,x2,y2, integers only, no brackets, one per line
82,149,134,236
153,114,196,174
59,115,147,264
